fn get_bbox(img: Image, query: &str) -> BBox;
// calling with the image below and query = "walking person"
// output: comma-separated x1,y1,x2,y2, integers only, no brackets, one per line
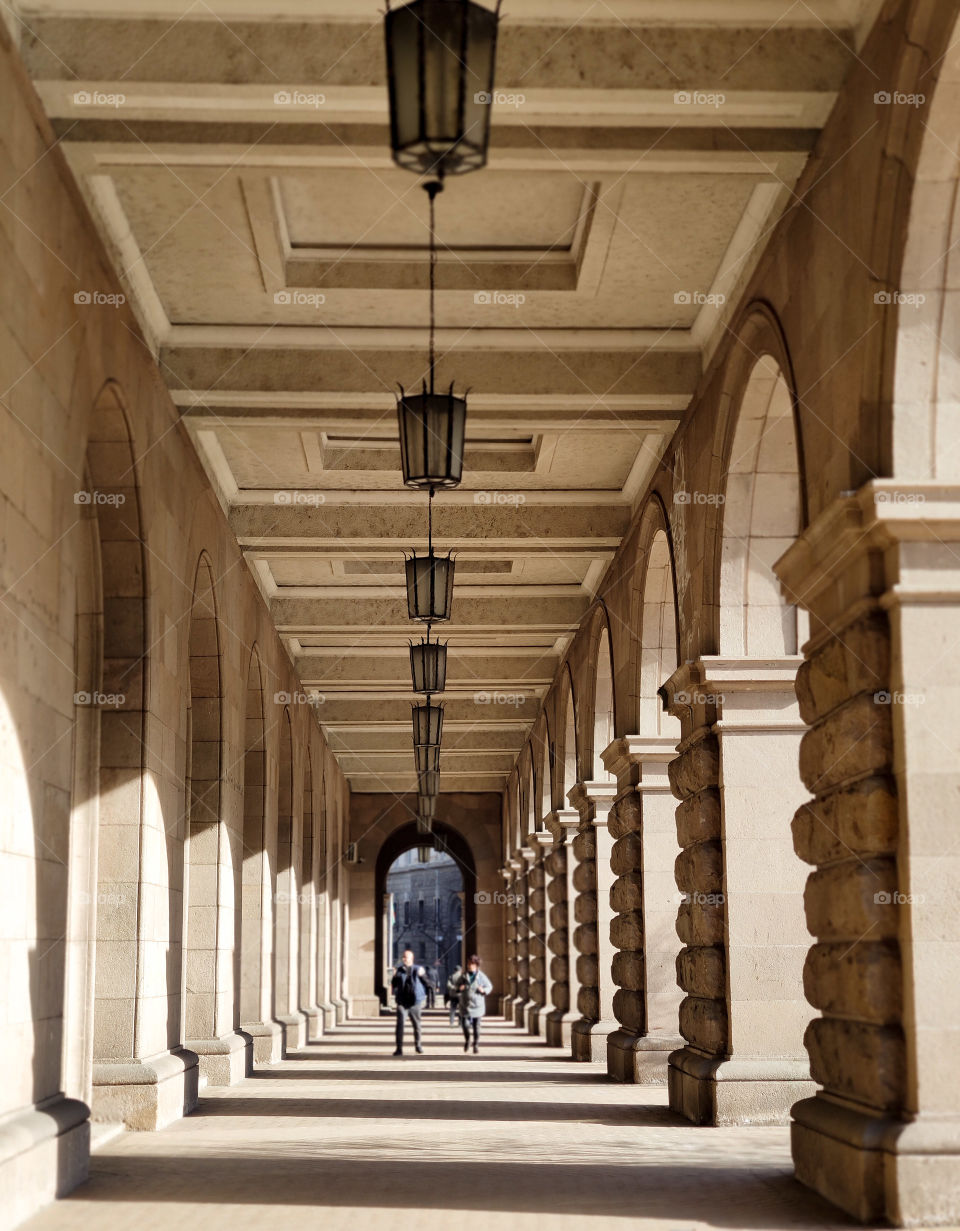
445,963,462,1027
456,954,493,1054
391,948,428,1056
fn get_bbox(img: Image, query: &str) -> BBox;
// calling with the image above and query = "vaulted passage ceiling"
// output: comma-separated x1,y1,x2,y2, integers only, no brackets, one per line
16,0,878,795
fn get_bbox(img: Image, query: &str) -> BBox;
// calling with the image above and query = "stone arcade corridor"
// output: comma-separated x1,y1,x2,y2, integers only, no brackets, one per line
4,0,960,1227
22,1014,859,1231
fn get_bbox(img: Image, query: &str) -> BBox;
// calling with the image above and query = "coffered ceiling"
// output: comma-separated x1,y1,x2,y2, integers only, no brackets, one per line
13,0,880,794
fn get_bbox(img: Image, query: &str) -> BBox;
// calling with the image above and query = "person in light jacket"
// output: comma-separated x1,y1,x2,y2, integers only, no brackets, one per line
456,954,493,1054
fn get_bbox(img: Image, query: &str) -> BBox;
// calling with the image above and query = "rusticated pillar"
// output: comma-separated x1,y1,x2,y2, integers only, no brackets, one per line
661,660,814,1124
526,844,548,1034
777,482,960,1226
499,864,517,1017
533,829,557,1034
603,736,684,1083
545,808,581,1046
513,851,534,1026
568,781,617,1062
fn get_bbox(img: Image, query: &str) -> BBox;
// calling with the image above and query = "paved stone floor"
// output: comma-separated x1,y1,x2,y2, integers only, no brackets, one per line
26,1014,868,1231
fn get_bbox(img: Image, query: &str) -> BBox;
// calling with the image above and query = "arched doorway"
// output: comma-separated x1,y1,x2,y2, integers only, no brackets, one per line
374,821,477,1005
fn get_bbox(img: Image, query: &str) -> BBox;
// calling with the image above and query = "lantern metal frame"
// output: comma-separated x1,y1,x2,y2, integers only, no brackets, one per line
415,743,441,774
409,634,447,694
398,388,467,491
405,548,455,622
412,699,444,747
384,0,501,181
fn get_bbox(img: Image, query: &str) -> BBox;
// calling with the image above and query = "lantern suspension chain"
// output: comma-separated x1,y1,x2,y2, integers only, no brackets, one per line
425,177,443,396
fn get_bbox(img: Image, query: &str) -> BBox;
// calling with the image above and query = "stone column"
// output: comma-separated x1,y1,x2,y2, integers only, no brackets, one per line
498,866,515,1017
513,850,536,1027
527,833,552,1035
603,736,685,1083
568,781,618,1062
544,809,581,1046
506,859,524,1020
775,481,960,1226
660,658,814,1124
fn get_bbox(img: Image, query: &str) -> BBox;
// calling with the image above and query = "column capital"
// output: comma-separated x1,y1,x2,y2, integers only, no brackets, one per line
554,806,582,837
519,847,536,865
602,734,677,791
532,829,554,849
568,779,617,822
661,657,803,734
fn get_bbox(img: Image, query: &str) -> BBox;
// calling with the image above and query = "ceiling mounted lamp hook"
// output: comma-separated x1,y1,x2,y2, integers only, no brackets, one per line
423,177,444,395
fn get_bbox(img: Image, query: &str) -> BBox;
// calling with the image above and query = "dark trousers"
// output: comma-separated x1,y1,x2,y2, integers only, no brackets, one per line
395,1003,423,1051
462,1015,481,1047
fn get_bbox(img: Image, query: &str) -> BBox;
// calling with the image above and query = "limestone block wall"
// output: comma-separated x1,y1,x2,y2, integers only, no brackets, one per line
0,26,347,1228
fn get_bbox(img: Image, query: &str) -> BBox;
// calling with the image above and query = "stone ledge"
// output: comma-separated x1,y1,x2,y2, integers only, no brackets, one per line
0,1097,90,1231
92,1047,199,1131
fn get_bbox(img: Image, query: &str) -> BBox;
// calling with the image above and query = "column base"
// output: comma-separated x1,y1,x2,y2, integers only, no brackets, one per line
571,1018,616,1063
545,1010,576,1048
332,998,348,1025
348,996,383,1018
525,1003,545,1036
91,1047,199,1131
301,1004,323,1041
242,1020,284,1066
0,1096,89,1231
513,999,535,1029
276,1012,307,1051
606,1029,684,1084
186,1031,252,1087
318,1000,338,1031
793,1094,960,1226
668,1047,814,1126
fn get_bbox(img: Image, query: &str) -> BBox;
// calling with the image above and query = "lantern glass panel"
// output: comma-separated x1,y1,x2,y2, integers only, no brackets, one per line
418,769,440,796
415,744,441,774
412,700,444,746
405,551,455,622
418,794,437,820
397,393,466,490
418,844,432,863
385,0,498,179
416,816,433,835
409,639,447,694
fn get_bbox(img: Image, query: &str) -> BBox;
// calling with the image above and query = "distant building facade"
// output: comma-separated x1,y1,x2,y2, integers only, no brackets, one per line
386,849,464,990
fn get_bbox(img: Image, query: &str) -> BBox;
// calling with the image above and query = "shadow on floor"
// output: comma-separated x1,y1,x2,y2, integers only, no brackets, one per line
252,1067,610,1083
70,1154,864,1227
194,1095,683,1126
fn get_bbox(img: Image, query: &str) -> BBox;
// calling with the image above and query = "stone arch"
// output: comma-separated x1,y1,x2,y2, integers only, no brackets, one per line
373,820,478,1002
298,747,317,1026
889,22,960,480
560,667,578,802
637,506,681,740
239,646,268,1032
74,382,150,1111
182,553,231,1063
591,612,616,780
274,705,300,1042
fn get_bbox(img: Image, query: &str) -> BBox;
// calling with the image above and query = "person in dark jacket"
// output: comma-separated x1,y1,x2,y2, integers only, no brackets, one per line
456,954,493,1054
391,948,429,1056
445,964,463,1026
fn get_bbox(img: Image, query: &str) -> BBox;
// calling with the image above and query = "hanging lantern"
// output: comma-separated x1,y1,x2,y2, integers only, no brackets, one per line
398,390,467,490
405,550,455,621
418,844,432,863
418,793,438,821
415,743,441,774
418,768,440,797
410,637,447,693
416,815,433,835
412,699,444,747
384,0,501,180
